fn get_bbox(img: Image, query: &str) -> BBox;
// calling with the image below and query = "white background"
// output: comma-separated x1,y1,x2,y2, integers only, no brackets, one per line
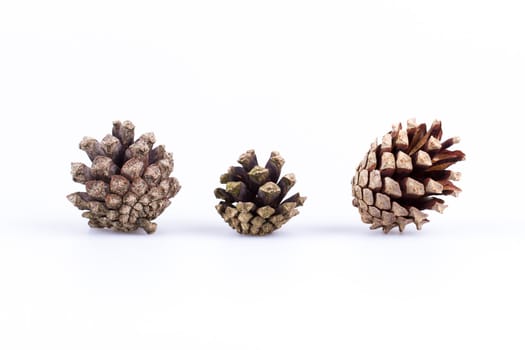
1,1,524,349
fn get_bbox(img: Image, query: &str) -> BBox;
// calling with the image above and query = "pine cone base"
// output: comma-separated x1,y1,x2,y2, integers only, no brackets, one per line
352,120,464,233
216,200,302,236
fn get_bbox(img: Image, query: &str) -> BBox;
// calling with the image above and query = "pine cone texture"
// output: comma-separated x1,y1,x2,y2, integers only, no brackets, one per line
215,150,306,235
352,120,465,233
67,121,181,234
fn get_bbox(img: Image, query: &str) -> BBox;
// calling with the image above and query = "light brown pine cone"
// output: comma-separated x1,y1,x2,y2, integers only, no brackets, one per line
352,119,465,233
215,150,306,235
67,121,181,234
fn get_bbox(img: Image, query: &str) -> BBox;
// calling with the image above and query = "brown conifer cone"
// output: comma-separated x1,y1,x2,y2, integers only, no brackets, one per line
215,150,306,235
67,121,181,234
352,119,465,233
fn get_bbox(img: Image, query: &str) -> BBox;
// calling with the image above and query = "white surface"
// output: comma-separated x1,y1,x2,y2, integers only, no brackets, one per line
1,1,524,349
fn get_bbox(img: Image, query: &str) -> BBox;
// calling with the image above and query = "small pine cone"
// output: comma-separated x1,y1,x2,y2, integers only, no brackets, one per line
352,120,465,233
215,150,306,236
67,121,181,234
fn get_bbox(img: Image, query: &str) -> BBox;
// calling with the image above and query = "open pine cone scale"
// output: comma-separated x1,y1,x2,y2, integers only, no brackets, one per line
352,120,465,233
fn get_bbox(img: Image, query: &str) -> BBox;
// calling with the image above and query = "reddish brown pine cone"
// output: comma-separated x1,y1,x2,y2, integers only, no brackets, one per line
352,120,465,233
67,121,181,234
215,150,306,235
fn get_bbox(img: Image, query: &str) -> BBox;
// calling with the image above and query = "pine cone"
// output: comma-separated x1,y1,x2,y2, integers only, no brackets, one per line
352,120,465,233
67,121,181,234
215,150,306,235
